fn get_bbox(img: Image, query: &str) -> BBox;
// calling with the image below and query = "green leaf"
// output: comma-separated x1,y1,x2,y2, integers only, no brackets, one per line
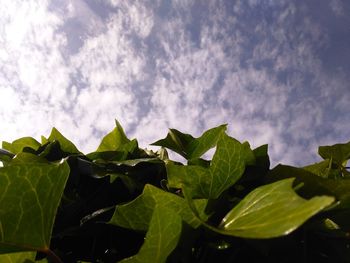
86,151,128,162
187,124,228,159
2,137,40,154
119,205,182,263
109,184,207,231
0,149,15,165
303,159,332,178
48,128,80,154
152,124,227,159
0,251,36,262
151,129,193,158
318,141,350,165
0,159,70,252
105,158,163,166
268,165,350,208
9,153,49,165
167,134,255,199
219,178,334,238
96,120,131,152
40,136,48,145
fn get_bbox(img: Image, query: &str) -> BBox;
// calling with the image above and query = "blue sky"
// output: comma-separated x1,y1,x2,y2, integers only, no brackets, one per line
0,0,349,166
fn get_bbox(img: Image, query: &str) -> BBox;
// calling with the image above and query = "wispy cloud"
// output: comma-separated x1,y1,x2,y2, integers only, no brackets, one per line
0,0,349,167
0,0,70,139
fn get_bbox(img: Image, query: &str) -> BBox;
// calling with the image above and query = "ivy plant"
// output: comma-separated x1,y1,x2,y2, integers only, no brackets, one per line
0,120,349,262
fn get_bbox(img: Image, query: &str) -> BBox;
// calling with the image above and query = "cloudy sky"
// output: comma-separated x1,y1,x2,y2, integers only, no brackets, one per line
0,0,349,166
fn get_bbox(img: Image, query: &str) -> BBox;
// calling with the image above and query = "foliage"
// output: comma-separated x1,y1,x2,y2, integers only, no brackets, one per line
0,120,349,262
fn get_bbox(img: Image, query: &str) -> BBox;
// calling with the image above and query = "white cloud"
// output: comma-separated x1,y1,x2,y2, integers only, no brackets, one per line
108,0,155,38
0,0,348,168
0,0,71,141
112,0,349,166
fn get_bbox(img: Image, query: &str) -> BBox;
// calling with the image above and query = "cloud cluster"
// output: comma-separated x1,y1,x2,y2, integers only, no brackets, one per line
0,0,349,167
0,0,70,138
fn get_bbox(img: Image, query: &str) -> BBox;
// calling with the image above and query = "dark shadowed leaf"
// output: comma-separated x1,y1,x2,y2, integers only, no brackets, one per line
252,144,270,171
152,125,227,160
318,141,350,166
267,165,350,208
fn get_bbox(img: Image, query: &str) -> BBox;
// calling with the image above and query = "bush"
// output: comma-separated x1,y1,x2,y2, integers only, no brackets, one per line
0,120,349,263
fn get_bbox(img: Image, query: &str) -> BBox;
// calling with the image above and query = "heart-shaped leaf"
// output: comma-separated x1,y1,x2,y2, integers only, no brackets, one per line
0,156,70,252
167,134,255,199
109,184,207,231
119,205,182,263
219,178,334,238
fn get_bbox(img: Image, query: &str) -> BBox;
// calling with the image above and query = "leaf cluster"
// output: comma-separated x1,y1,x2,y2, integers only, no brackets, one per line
0,121,349,262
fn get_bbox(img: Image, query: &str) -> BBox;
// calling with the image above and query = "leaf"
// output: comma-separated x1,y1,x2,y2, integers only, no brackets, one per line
48,128,80,154
119,205,182,263
0,158,70,252
86,151,128,162
96,120,131,152
318,141,350,166
252,144,270,171
303,159,332,178
9,153,49,165
106,158,163,166
0,149,15,165
2,137,41,154
167,134,255,199
40,136,48,145
219,178,334,238
0,251,36,262
187,124,228,159
268,165,350,207
109,184,207,231
152,124,227,159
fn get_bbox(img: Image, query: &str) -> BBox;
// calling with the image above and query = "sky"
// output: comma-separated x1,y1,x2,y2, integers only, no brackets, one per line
0,0,349,167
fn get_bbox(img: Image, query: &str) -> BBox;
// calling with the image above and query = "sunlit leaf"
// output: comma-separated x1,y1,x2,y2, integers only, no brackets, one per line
219,178,334,238
0,251,36,262
96,120,131,152
0,159,70,252
48,128,80,154
167,134,255,199
2,137,41,155
119,206,182,263
96,158,162,167
303,159,331,178
109,184,207,231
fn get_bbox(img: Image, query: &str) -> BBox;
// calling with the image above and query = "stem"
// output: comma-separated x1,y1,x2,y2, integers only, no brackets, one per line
43,249,64,263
